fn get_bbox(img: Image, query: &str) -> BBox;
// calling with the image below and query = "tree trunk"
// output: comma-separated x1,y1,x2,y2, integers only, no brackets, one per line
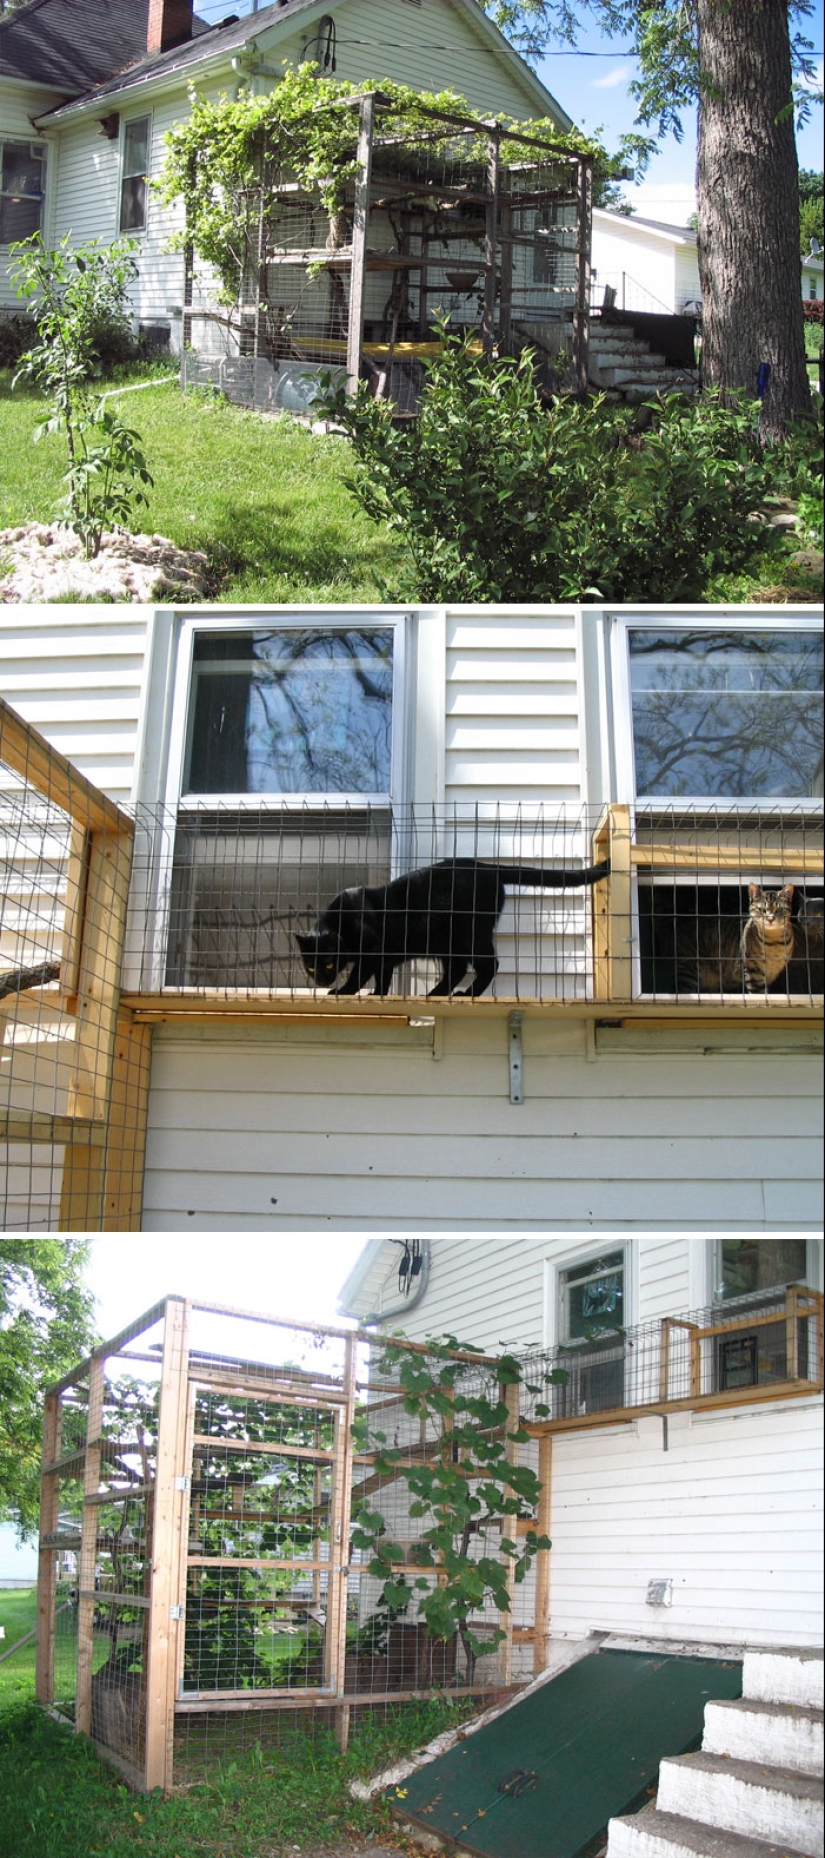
696,0,810,441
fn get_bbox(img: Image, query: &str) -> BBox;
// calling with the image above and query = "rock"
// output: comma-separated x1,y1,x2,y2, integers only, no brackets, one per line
0,523,211,603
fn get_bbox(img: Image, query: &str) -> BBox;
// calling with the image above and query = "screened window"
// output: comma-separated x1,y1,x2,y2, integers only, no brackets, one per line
119,118,150,233
712,1241,814,1391
1,140,45,245
628,628,824,800
715,1239,809,1302
183,628,394,798
555,1250,626,1416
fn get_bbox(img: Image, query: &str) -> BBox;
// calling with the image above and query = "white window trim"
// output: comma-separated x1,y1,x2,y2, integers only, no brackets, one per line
127,610,415,992
710,1238,822,1304
119,113,152,237
608,606,824,813
542,1239,635,1351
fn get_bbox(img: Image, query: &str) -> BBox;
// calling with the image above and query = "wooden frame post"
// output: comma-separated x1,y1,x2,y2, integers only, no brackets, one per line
533,1432,552,1676
144,1298,190,1792
347,94,375,395
330,1333,356,1751
482,127,501,355
102,1009,153,1231
497,1378,519,1685
35,1390,61,1706
572,156,592,393
607,804,633,1003
76,1354,105,1737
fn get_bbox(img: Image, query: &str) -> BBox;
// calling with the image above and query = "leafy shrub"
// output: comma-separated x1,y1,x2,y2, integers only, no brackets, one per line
10,235,152,557
319,329,777,602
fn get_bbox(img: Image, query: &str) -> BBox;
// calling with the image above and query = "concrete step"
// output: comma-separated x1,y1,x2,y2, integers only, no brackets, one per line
656,1751,824,1856
744,1649,824,1712
607,1800,815,1858
703,1697,824,1775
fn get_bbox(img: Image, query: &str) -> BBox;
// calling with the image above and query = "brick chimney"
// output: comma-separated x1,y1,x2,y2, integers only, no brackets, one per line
147,0,194,54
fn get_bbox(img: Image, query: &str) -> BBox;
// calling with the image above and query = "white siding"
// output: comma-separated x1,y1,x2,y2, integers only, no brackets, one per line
0,609,149,801
142,1025,823,1230
445,610,582,808
548,1399,824,1649
590,213,700,316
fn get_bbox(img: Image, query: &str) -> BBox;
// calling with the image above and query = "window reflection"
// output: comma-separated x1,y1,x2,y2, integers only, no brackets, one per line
629,630,824,798
184,628,394,795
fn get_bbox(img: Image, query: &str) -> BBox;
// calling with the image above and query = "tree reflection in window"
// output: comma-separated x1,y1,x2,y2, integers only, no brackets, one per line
184,628,393,795
629,630,824,799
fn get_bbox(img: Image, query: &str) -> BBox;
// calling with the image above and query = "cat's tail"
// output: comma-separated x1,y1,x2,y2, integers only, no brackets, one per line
495,860,611,888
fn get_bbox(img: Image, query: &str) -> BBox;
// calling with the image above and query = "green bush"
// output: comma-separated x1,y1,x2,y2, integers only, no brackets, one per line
320,330,777,602
0,313,36,369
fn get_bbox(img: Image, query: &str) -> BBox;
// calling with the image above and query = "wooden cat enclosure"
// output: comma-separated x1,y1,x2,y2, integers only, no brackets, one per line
36,1289,822,1793
121,799,824,1017
0,696,149,1233
181,93,592,414
35,1301,542,1791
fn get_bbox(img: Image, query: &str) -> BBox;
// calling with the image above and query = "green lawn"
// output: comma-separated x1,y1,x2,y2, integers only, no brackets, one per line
0,1586,475,1857
0,369,405,604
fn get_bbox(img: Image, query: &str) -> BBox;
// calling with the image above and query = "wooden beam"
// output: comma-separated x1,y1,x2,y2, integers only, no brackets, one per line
608,804,633,1003
101,1009,153,1231
533,1433,552,1676
75,1357,105,1737
144,1298,190,1792
0,695,132,838
497,1379,519,1686
35,1392,61,1706
120,990,823,1023
572,155,592,392
346,94,375,394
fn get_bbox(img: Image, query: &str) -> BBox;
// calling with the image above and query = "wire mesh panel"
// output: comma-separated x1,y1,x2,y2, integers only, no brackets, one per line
124,800,824,1010
0,698,135,1231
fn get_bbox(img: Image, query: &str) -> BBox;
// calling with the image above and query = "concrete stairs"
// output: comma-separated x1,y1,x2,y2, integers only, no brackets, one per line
588,319,698,402
606,1648,824,1858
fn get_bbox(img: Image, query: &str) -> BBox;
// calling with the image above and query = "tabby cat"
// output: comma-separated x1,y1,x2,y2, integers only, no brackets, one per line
295,856,610,998
741,884,795,992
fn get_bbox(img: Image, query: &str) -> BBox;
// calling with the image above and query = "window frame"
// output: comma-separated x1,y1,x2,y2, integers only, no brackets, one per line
609,607,825,813
552,1243,631,1418
0,137,46,248
119,114,151,236
167,611,408,814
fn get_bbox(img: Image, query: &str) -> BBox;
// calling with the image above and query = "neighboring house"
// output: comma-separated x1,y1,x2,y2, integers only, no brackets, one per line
590,209,700,316
0,606,822,1231
0,0,571,333
802,243,824,303
338,1235,825,1654
0,1519,38,1587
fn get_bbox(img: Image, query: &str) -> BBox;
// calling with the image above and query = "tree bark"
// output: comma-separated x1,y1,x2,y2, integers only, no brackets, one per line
696,0,810,441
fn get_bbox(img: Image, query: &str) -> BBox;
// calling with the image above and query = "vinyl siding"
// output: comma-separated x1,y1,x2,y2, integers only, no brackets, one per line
141,1025,823,1230
547,1399,824,1648
0,610,150,802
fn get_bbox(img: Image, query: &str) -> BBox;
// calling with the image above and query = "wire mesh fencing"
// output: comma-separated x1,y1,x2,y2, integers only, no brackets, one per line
123,800,824,1007
0,698,135,1232
181,96,590,413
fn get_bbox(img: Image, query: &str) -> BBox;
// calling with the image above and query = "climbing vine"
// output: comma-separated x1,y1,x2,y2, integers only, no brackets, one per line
157,61,614,305
352,1336,562,1683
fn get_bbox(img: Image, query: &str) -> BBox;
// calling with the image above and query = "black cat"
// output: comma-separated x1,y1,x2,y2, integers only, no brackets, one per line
295,856,610,998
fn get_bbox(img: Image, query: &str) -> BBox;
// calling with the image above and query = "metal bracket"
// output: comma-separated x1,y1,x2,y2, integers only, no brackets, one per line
169,1604,184,1620
508,1012,524,1104
174,1476,190,1491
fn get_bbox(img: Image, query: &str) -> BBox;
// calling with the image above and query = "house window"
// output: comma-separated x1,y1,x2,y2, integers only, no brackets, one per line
119,118,150,233
625,624,824,802
711,1240,815,1390
555,1250,626,1416
1,140,45,245
162,619,402,990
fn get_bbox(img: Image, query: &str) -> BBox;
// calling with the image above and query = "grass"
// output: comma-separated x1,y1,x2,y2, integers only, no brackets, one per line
0,1587,476,1858
0,367,404,604
1,363,821,605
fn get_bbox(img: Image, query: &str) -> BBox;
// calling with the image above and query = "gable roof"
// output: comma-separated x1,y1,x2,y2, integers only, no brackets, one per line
593,208,697,247
0,0,209,92
21,0,571,133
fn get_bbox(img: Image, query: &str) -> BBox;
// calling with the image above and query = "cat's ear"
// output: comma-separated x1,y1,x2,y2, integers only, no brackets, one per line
295,931,314,951
781,885,795,904
748,884,761,901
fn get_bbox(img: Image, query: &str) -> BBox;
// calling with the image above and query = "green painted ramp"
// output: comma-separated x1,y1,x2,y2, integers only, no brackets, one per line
390,1649,742,1858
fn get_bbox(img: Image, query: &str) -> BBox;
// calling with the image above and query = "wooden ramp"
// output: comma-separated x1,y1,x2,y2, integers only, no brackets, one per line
390,1648,743,1858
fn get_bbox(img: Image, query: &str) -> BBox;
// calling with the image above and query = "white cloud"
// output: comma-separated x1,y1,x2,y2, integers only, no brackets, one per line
591,64,633,90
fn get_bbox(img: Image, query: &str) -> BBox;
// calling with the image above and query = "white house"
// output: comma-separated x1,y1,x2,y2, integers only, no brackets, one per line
338,1235,825,1655
591,209,700,317
0,0,571,337
0,605,822,1233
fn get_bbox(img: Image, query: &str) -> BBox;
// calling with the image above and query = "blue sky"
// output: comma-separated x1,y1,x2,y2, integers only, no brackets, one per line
194,0,824,226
